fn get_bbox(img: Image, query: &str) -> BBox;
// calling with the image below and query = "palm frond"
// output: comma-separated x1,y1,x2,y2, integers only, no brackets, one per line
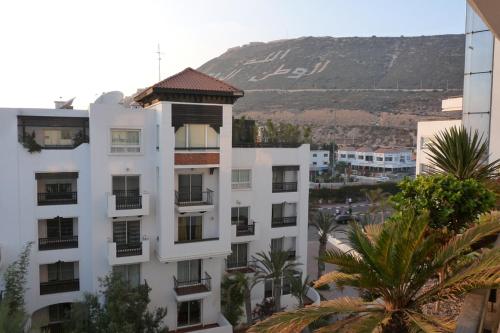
405,310,455,333
313,271,361,288
314,312,388,333
248,297,383,333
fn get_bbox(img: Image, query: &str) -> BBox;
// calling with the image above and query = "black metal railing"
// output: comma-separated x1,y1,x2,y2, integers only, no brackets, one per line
226,258,256,271
38,192,77,206
39,236,78,251
272,182,298,192
40,279,79,295
175,189,214,206
41,323,64,333
113,190,142,210
287,250,297,260
236,221,255,236
116,242,143,257
271,216,297,228
233,142,302,148
175,237,219,244
174,272,211,293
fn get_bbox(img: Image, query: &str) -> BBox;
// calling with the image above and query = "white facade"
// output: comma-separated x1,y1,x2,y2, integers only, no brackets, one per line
336,147,415,173
310,150,330,171
0,75,312,332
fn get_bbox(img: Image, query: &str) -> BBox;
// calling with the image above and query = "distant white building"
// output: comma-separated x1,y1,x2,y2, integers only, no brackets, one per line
310,150,330,172
337,147,415,174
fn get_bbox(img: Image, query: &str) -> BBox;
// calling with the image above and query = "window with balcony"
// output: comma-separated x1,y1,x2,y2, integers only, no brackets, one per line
227,243,248,269
113,220,141,257
272,166,298,193
38,217,78,251
112,175,141,210
271,203,297,227
40,261,79,295
232,169,251,189
385,156,393,162
231,207,249,225
271,237,296,259
110,129,141,153
36,172,78,206
175,124,219,149
177,216,203,242
113,264,140,287
365,156,373,162
177,300,202,327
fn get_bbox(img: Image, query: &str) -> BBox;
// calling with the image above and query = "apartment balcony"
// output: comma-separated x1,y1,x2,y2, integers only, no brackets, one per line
173,272,212,301
108,239,150,266
175,190,215,213
37,192,77,206
271,216,297,228
225,259,256,274
170,314,232,333
39,236,78,251
40,279,79,295
231,221,258,241
175,237,219,245
107,192,150,218
287,250,297,260
272,182,298,193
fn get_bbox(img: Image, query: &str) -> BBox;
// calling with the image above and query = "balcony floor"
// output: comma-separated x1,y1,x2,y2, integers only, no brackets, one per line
175,285,210,296
169,323,219,333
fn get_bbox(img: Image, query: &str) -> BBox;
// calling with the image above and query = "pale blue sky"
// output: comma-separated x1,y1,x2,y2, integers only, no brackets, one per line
0,0,466,108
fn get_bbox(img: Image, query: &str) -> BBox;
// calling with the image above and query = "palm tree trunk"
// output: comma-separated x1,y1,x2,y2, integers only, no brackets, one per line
318,239,327,280
273,279,282,313
244,288,252,326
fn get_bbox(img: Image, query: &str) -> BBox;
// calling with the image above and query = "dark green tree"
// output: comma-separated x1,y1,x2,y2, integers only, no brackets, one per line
221,274,245,326
392,175,496,233
67,272,167,333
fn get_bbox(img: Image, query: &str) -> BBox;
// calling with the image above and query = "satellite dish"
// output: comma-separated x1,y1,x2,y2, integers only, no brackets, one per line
54,97,75,109
94,91,124,104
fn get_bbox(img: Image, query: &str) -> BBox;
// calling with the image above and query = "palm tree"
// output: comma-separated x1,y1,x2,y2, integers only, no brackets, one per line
426,125,500,181
253,250,301,313
290,275,311,309
311,211,341,279
249,210,500,333
363,188,390,223
225,272,258,326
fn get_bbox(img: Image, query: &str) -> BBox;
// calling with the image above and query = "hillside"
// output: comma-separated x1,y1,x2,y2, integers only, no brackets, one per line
198,35,465,147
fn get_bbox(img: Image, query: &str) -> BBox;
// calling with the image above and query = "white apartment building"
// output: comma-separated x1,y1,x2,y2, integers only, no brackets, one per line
310,150,330,172
336,147,415,174
0,68,316,332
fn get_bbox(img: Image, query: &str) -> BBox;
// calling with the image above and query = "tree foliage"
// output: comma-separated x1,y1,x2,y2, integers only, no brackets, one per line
311,211,340,279
221,274,245,326
249,210,500,333
426,125,500,181
67,272,167,333
261,120,311,145
392,175,495,232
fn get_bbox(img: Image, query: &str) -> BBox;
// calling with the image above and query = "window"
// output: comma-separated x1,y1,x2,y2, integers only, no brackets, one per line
231,207,249,225
271,238,283,252
232,169,251,189
43,129,73,147
48,303,71,323
323,161,328,165
400,156,405,163
110,129,141,153
264,279,273,298
178,300,201,327
46,217,74,240
113,264,140,287
340,154,346,158
312,162,317,165
178,174,203,202
324,153,328,157
347,154,355,159
282,276,292,295
228,243,248,268
48,262,75,281
178,216,202,242
113,220,140,246
385,156,393,162
312,153,317,157
358,155,364,160
365,155,373,162
177,260,201,284
175,124,219,149
376,157,383,161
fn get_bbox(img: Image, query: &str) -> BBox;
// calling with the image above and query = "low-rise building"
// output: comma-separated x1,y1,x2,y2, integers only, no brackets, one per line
337,147,415,174
310,150,330,172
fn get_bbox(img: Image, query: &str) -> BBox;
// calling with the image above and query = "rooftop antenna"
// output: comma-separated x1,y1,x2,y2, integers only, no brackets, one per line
155,43,164,81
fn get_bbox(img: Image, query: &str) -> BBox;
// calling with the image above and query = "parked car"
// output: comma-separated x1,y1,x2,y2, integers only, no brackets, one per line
335,214,360,224
376,176,390,183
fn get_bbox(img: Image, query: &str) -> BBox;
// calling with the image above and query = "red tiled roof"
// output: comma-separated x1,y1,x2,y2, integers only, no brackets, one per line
356,147,373,152
152,67,243,94
338,146,356,151
374,148,410,154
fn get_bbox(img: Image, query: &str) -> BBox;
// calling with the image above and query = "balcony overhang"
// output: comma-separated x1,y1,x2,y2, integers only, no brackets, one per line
468,0,500,39
107,193,150,218
175,203,215,214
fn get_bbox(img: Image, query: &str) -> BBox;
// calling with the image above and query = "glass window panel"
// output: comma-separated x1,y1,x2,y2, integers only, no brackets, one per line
465,31,494,74
48,264,58,281
463,73,492,114
46,219,60,239
189,300,201,324
175,126,186,148
237,243,247,265
232,170,238,183
231,207,239,224
264,280,273,298
127,220,140,244
271,238,283,252
177,261,190,282
127,264,140,287
272,204,283,218
177,301,190,327
113,221,127,245
207,126,218,147
188,124,205,148
60,262,74,280
178,217,189,241
239,207,249,223
60,218,73,238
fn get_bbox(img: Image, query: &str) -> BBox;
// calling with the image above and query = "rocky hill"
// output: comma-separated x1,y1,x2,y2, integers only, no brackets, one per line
198,35,465,147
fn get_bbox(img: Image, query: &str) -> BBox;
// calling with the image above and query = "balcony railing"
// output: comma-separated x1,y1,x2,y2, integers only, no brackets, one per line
37,192,77,206
287,250,297,260
236,221,255,236
271,216,297,228
113,190,142,210
175,189,214,206
174,272,211,296
175,237,219,244
226,259,256,272
116,242,143,257
39,236,78,251
272,182,298,192
40,279,79,295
